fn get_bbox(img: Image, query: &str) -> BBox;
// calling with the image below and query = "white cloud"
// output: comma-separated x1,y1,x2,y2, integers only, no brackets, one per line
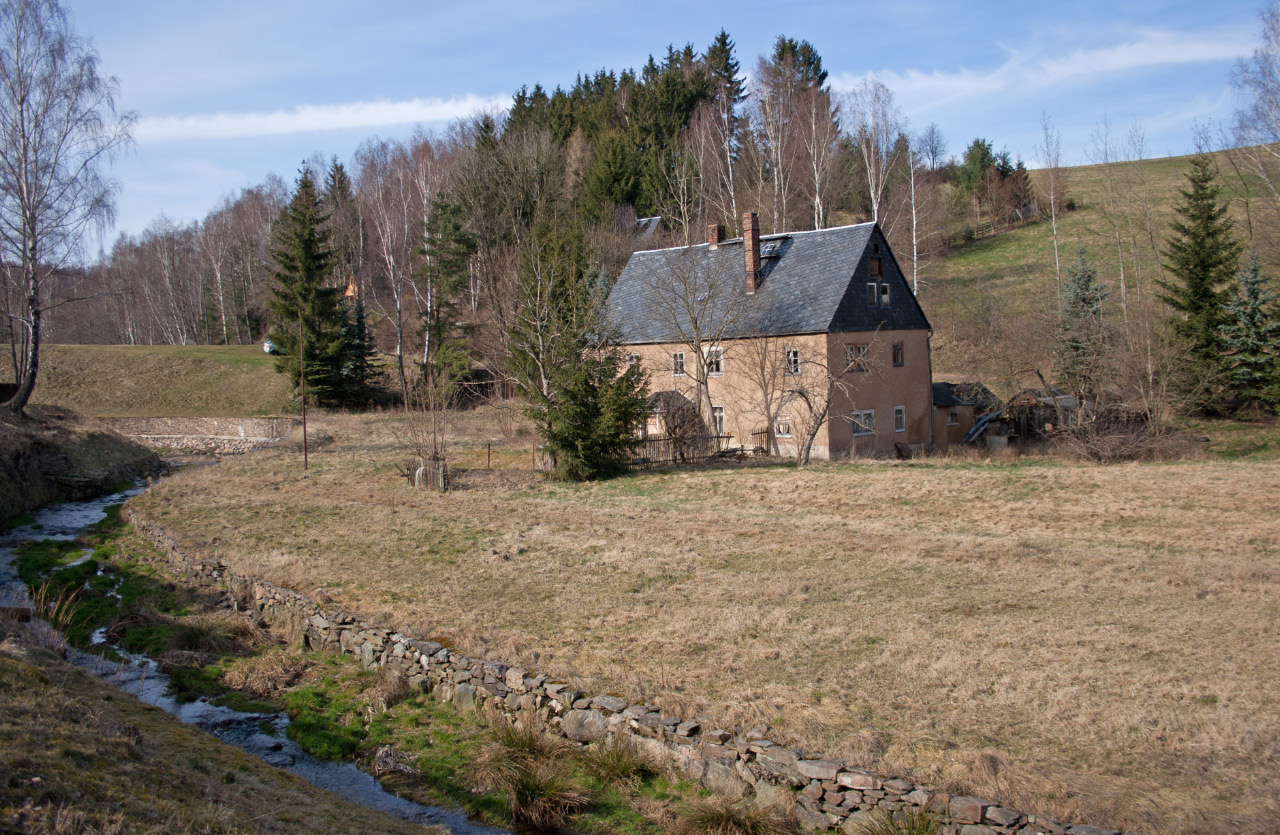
136,94,509,142
832,27,1253,115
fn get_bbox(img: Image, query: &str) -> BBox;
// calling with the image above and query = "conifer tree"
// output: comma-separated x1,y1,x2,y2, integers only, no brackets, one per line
335,297,383,407
268,169,345,404
1158,153,1243,363
1057,245,1108,397
1219,252,1280,407
419,199,476,388
541,346,648,481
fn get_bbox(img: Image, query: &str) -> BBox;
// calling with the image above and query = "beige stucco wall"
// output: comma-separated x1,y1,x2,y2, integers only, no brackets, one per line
933,404,976,450
626,328,932,459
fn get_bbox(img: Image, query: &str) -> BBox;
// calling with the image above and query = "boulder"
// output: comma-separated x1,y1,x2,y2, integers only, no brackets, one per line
562,709,608,743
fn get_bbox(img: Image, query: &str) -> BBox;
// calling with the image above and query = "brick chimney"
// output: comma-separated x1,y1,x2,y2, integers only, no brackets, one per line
743,212,760,294
707,223,725,248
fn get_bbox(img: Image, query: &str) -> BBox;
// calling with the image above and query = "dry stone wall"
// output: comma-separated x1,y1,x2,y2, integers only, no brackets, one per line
125,510,1139,835
100,417,296,454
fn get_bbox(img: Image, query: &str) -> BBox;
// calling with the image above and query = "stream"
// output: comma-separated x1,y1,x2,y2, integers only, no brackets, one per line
0,486,506,835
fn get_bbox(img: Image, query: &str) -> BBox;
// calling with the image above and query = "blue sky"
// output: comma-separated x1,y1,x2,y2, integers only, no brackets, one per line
66,0,1262,243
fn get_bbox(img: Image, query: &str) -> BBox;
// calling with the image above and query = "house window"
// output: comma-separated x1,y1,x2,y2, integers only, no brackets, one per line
946,409,959,426
775,414,792,438
869,257,882,277
867,282,878,305
892,342,904,367
844,343,869,372
880,283,890,305
712,406,725,436
894,406,906,433
626,353,641,370
785,348,800,375
852,410,875,435
671,351,686,376
705,346,724,376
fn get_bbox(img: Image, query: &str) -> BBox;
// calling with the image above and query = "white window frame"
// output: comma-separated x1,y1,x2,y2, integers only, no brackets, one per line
774,414,793,438
880,283,891,305
844,343,869,373
784,347,800,375
712,405,726,436
626,353,641,370
852,409,876,435
705,345,724,377
867,282,878,305
894,405,906,433
672,351,686,377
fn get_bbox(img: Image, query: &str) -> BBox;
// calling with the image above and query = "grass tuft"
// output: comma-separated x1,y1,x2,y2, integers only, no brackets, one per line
579,733,659,786
845,808,939,835
672,798,800,835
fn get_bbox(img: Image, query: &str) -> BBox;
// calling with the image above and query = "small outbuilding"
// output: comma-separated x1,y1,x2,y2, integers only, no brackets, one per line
932,382,998,450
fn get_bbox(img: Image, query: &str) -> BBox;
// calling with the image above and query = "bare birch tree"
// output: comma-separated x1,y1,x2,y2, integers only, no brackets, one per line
1036,113,1066,307
848,77,905,225
0,0,132,412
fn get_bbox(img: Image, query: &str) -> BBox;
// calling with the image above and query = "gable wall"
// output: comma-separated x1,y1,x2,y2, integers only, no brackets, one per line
822,329,933,457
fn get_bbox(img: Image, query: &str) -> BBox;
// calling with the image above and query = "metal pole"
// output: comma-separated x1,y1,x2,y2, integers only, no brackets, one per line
299,317,308,471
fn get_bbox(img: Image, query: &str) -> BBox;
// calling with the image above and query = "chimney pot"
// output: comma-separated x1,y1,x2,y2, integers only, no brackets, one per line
743,212,760,294
707,224,724,247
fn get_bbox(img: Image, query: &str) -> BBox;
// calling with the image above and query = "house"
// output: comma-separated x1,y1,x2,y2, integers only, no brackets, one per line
606,212,934,459
932,382,998,450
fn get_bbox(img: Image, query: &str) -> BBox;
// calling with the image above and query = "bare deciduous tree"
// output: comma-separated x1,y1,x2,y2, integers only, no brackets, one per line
1036,113,1066,306
848,77,905,225
0,0,133,412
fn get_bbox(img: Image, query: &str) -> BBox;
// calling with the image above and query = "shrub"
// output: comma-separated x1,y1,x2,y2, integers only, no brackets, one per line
672,797,800,835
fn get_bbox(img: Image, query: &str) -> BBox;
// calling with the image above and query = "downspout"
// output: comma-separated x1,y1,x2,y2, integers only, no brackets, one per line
926,329,935,451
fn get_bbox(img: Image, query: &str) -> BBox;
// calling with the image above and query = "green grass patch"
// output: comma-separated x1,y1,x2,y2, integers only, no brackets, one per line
1,511,35,532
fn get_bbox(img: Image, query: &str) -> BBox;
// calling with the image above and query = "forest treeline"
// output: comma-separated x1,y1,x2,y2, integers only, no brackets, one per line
20,33,1042,369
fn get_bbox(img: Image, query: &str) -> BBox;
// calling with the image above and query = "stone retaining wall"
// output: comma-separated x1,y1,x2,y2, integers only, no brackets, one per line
100,417,296,454
125,510,1138,835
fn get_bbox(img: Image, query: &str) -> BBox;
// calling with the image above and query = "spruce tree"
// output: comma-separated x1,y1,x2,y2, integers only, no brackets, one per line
268,169,345,405
335,298,383,407
420,199,477,395
1058,245,1108,397
1219,252,1280,407
1158,153,1243,362
542,347,649,481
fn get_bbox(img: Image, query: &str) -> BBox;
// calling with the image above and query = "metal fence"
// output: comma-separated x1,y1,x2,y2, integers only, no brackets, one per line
629,434,735,469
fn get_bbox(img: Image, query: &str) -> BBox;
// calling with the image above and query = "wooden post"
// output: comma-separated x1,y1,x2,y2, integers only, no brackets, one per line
299,317,308,471
487,442,492,469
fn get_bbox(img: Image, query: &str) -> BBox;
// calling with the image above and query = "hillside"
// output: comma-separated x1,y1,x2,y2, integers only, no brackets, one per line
923,148,1272,390
31,344,294,417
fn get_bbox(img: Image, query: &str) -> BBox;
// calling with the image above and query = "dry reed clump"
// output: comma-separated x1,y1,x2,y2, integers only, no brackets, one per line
671,798,800,835
471,719,588,831
578,733,659,786
845,808,939,835
219,649,314,698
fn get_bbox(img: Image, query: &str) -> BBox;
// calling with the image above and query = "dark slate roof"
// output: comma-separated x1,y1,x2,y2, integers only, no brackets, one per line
932,382,999,409
607,222,930,344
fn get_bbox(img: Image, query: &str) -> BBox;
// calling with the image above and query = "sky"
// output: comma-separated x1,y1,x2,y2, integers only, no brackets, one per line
64,0,1264,245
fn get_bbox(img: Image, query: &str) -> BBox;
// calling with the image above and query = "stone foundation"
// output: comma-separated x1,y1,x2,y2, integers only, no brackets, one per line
125,510,1140,835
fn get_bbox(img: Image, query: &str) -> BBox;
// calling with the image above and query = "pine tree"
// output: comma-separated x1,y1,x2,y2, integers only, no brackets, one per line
1057,245,1108,397
1219,252,1280,407
1158,153,1243,363
267,168,345,405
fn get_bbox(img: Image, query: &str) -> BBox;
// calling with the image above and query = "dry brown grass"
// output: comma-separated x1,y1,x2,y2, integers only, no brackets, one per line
128,408,1280,835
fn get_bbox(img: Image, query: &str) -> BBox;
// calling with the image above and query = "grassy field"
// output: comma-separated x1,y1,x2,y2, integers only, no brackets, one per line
922,148,1272,387
128,408,1280,835
31,344,294,416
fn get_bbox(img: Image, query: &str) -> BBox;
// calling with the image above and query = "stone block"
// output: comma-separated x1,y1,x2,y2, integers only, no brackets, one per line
802,781,825,801
949,797,989,824
958,827,998,835
753,780,794,812
797,759,841,781
905,789,931,807
1064,827,1120,835
453,682,476,710
838,771,881,791
676,720,701,737
1025,817,1066,835
883,778,914,794
562,709,608,743
504,666,528,692
984,806,1021,827
704,760,750,800
592,694,628,713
